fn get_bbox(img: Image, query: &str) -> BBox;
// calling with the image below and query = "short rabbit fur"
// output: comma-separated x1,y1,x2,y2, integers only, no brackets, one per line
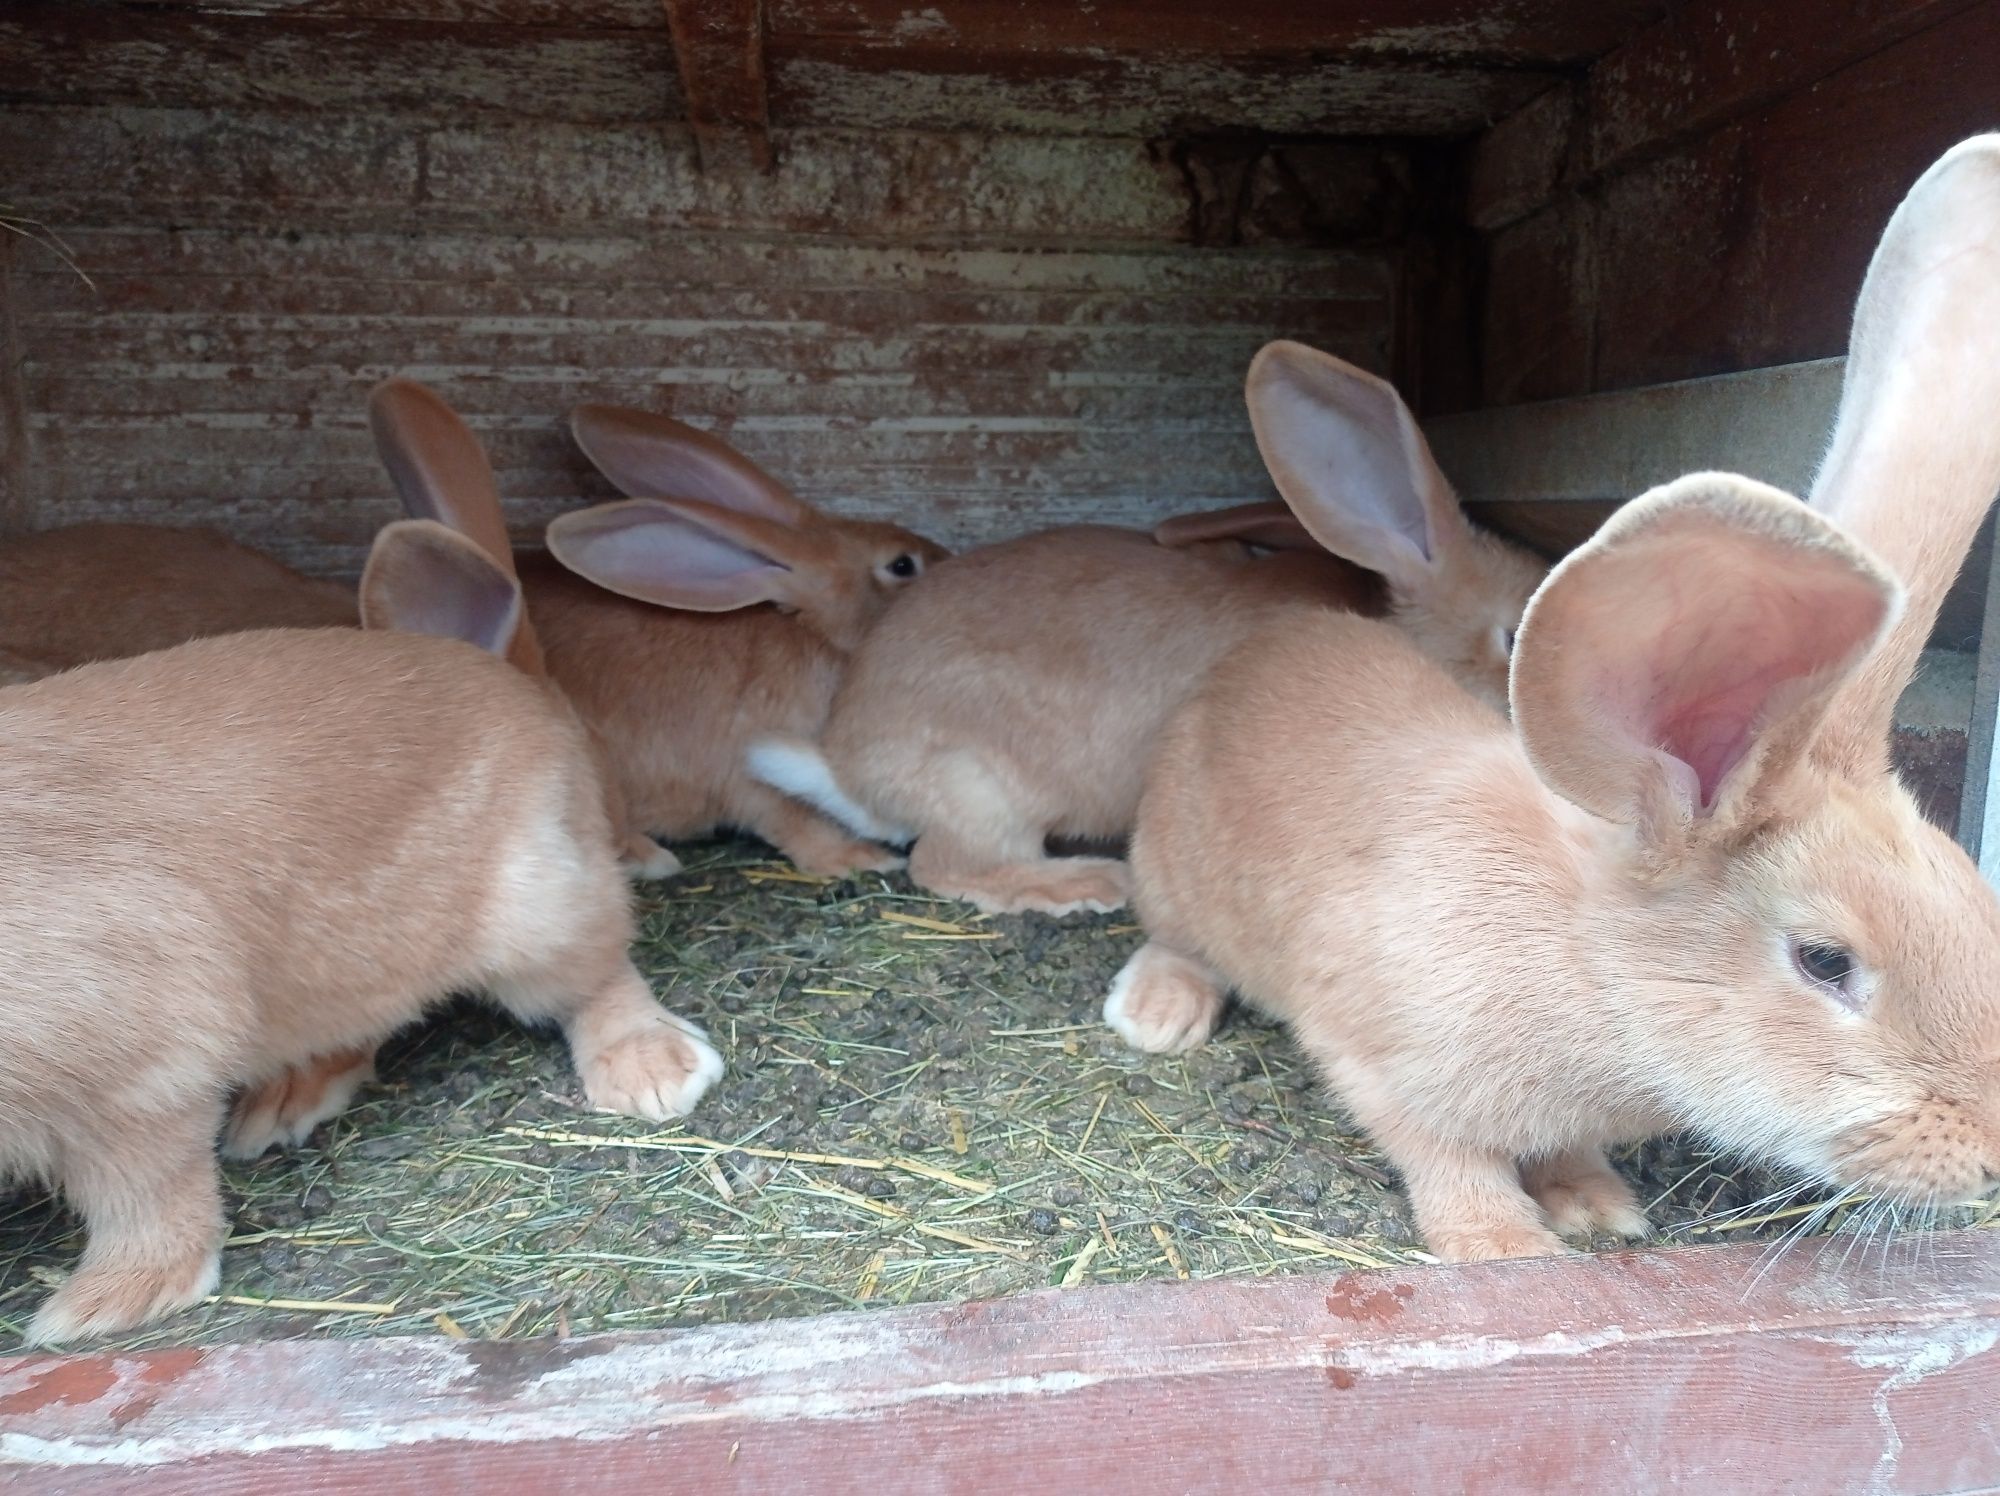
369,382,948,880
1108,137,2000,1262
0,523,355,682
0,520,720,1344
749,353,1545,918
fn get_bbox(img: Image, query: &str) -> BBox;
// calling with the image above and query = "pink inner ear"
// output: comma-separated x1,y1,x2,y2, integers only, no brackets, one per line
1624,575,1885,811
1654,663,1802,808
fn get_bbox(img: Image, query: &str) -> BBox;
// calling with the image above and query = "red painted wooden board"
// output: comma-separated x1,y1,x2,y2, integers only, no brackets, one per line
4,1230,1998,1493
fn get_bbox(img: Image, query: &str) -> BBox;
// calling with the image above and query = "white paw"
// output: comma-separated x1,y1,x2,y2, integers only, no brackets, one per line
28,1249,221,1345
579,1012,724,1121
1103,950,1222,1054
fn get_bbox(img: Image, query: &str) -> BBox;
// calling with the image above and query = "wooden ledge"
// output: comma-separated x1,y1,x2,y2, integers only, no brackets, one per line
4,1229,1998,1493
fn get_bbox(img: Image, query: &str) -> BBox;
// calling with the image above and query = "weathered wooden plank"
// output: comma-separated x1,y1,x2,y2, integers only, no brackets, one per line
105,0,1661,62
1427,358,1844,504
1467,0,1983,231
766,0,1661,65
3,191,1390,573
0,238,33,532
18,368,1322,428
14,226,1395,299
766,52,1557,138
112,0,663,23
662,0,770,170
1,107,1204,242
1465,80,1573,231
5,1232,1999,1493
20,270,1387,332
1423,359,1996,652
1477,1,2000,403
11,1,1633,139
1574,0,1985,182
0,7,681,124
20,319,1369,388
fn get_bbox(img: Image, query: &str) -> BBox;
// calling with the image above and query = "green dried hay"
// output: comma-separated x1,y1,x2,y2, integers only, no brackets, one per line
0,839,1988,1350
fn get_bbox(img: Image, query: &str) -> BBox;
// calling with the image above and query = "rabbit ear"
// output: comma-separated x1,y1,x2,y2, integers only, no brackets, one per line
359,519,526,662
1512,473,1899,848
569,406,814,528
367,379,546,675
1805,135,2000,773
545,497,829,614
1153,501,1321,553
1244,341,1469,593
368,380,519,574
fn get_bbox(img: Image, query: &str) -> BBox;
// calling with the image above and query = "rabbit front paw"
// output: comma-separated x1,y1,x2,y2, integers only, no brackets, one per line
576,1011,724,1122
1104,943,1226,1053
1522,1150,1651,1241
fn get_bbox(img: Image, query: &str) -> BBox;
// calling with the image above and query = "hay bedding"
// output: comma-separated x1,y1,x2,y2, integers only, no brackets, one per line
0,839,1985,1350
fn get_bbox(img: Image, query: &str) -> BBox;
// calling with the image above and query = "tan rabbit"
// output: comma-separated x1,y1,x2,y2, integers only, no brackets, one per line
0,518,722,1345
174,388,941,1146
0,522,354,680
369,382,947,880
748,353,1546,917
1108,135,2000,1263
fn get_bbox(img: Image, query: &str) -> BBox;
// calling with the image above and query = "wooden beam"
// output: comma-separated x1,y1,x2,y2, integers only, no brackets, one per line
1423,361,1988,841
0,235,34,534
1470,2,2000,405
661,0,770,173
767,0,1658,67
6,1231,2000,1492
1421,357,1989,653
1423,358,1843,504
1469,0,1987,230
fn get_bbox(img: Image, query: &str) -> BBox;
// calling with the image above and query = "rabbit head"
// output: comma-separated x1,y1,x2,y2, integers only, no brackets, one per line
1516,136,2000,1211
556,406,948,653
1243,343,1547,714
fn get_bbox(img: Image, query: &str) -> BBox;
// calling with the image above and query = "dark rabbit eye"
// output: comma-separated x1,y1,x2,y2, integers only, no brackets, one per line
1792,939,1861,1007
1503,629,1517,654
885,553,919,580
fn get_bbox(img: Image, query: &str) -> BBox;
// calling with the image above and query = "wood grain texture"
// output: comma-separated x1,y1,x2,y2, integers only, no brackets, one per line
764,52,1558,138
3,106,1209,241
4,1231,1999,1493
1478,0,2000,404
0,5,682,124
112,0,665,23
18,0,1660,139
0,239,30,530
7,204,1392,572
1467,0,1983,229
766,0,1663,65
1425,358,1994,651
663,0,771,170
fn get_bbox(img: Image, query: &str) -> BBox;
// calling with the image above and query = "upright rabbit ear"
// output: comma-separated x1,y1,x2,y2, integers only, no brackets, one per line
1513,473,1899,850
359,519,526,661
569,406,814,528
545,497,828,614
1244,342,1469,593
1805,135,2000,774
1153,501,1321,553
366,379,545,676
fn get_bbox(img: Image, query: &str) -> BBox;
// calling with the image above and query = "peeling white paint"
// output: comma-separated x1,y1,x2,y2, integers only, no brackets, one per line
1845,1320,2000,1495
0,1359,1112,1470
1326,1323,1633,1377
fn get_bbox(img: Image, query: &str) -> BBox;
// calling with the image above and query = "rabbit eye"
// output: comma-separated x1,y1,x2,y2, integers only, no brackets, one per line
1792,938,1862,1008
884,553,920,580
